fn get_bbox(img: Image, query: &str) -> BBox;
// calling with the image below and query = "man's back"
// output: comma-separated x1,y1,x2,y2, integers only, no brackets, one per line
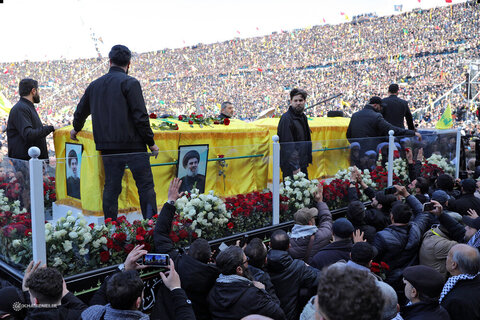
266,249,319,320
382,95,414,130
441,275,480,320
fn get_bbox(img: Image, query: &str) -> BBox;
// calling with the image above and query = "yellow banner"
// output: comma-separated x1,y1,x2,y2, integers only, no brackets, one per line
435,104,453,130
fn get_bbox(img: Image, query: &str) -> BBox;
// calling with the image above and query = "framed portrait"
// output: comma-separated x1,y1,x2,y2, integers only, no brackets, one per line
65,143,83,199
177,144,209,194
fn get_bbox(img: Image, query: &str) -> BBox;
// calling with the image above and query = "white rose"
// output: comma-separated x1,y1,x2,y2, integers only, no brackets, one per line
12,239,21,248
45,223,53,230
53,257,63,267
100,237,107,244
92,239,101,248
82,233,92,244
63,240,73,252
67,215,76,223
204,204,212,211
195,229,202,237
79,248,89,255
69,231,78,239
208,212,214,220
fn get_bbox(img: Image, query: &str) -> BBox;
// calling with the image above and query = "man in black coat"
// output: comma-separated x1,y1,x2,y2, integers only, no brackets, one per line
208,245,285,320
218,101,234,119
441,244,480,320
277,88,312,179
400,265,450,320
154,178,219,320
7,79,56,160
71,45,159,220
447,178,480,216
346,96,421,158
266,230,319,320
382,84,415,130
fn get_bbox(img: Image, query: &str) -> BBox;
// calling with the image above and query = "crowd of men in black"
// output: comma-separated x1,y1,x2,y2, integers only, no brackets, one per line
2,152,480,320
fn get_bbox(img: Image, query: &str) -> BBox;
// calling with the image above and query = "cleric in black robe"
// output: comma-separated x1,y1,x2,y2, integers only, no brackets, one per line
179,150,206,194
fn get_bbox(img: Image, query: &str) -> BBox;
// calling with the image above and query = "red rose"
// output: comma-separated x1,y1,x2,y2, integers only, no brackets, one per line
113,232,127,242
227,222,234,229
179,229,188,239
223,118,230,125
136,227,146,236
169,231,180,243
106,238,114,249
178,115,184,120
117,216,127,223
174,124,179,130
88,223,95,229
188,120,193,125
214,121,220,124
143,242,151,251
196,115,203,119
218,154,224,158
136,235,144,242
192,232,198,239
105,218,112,224
124,243,134,253
100,251,110,262
380,261,390,271
24,228,31,236
149,113,157,119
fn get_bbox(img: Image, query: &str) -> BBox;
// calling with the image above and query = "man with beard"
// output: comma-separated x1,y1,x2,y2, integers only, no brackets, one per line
219,101,234,119
277,88,312,179
67,149,81,199
208,245,285,320
7,79,57,160
179,150,206,193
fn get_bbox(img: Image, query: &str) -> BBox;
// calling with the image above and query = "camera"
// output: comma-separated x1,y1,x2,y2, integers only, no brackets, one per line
423,202,435,212
384,186,396,195
143,253,170,267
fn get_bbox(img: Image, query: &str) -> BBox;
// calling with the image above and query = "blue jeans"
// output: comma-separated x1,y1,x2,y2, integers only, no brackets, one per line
102,152,157,220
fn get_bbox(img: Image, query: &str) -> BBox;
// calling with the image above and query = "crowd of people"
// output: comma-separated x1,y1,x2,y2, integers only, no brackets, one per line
1,3,479,157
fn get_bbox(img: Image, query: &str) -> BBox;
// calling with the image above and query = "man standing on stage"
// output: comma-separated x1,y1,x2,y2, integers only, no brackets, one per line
7,79,56,160
71,44,159,220
218,101,234,120
277,88,312,179
382,83,415,130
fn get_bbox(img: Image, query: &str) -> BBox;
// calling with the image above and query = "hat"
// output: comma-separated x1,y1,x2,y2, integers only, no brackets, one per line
350,142,360,149
369,96,387,107
294,207,318,225
431,190,449,205
463,216,480,230
364,150,377,158
0,286,26,317
332,218,354,238
182,150,200,168
402,265,445,298
461,178,477,194
347,201,366,224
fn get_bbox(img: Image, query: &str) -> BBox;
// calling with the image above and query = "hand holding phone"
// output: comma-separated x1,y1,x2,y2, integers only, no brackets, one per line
143,253,170,267
384,186,396,195
423,202,435,212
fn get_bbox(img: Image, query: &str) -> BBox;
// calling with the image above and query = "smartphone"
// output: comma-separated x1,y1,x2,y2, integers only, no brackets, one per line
423,202,435,212
143,253,170,267
384,186,396,195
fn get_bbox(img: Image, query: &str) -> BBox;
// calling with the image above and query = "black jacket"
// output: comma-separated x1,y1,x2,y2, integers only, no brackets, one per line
266,250,319,320
207,278,286,320
248,265,280,305
448,193,480,216
310,239,353,270
7,97,54,160
277,106,312,173
373,195,432,288
401,301,451,320
26,292,87,320
73,66,155,151
346,104,415,154
441,275,480,320
382,95,415,130
154,203,219,320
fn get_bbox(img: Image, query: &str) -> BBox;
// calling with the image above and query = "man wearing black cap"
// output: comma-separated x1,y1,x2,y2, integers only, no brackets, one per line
382,84,415,130
71,44,159,220
400,265,450,320
346,96,421,160
179,150,206,193
448,178,480,216
310,218,355,270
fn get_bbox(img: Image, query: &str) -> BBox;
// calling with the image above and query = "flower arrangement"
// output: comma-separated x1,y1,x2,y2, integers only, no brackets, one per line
370,261,390,280
334,167,376,202
177,113,230,127
392,158,409,183
174,188,230,239
279,172,319,220
425,154,455,176
321,179,350,209
44,177,56,209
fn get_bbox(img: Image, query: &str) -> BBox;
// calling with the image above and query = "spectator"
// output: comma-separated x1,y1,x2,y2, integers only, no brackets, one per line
208,245,285,320
315,263,384,320
219,101,234,119
154,178,219,320
377,281,403,320
266,229,319,320
288,183,332,262
346,200,376,244
400,265,450,319
22,261,87,319
448,178,480,216
440,244,480,320
310,218,354,270
347,242,379,278
408,176,430,204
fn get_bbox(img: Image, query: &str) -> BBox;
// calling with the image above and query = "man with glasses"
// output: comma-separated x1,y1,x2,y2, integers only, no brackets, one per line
7,78,57,160
208,245,285,320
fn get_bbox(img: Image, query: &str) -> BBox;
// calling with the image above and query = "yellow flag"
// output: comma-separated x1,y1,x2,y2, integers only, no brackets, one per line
435,104,453,130
0,92,12,115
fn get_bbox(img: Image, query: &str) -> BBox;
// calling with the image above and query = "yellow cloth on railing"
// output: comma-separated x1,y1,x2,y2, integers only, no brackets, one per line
54,119,269,215
252,117,351,180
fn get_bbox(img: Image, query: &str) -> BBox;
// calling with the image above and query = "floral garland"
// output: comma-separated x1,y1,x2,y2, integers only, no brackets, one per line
148,112,230,130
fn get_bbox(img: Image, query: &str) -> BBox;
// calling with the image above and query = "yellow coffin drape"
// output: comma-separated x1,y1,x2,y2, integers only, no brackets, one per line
252,117,351,181
54,119,270,215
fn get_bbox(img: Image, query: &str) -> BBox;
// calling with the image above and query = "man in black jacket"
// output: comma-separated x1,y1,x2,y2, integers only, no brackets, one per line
346,96,421,159
154,178,219,320
277,88,312,179
441,244,480,320
382,84,415,130
7,78,56,160
218,101,234,119
208,245,285,320
266,230,319,320
71,44,159,220
448,178,480,216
